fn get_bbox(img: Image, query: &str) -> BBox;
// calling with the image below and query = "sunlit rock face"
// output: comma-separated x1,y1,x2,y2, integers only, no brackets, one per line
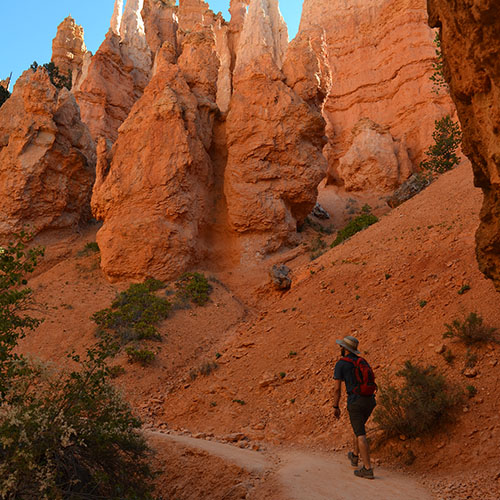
428,0,500,291
51,16,91,90
74,0,152,143
0,69,95,239
92,31,219,281
224,0,330,257
300,0,456,189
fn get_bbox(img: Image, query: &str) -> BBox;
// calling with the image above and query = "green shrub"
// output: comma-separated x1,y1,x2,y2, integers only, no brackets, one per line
30,61,72,90
374,361,462,438
0,85,10,109
458,284,471,295
92,281,171,343
125,346,156,366
175,272,212,306
331,213,379,248
443,312,497,346
0,234,155,498
420,115,462,174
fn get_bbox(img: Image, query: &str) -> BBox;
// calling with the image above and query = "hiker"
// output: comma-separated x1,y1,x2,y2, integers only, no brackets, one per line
332,335,377,479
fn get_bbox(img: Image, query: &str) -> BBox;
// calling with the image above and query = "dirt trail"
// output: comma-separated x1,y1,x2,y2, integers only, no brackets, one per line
148,431,433,499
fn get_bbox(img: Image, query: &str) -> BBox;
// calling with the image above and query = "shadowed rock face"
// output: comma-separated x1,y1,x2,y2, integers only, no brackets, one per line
427,0,500,291
0,69,95,239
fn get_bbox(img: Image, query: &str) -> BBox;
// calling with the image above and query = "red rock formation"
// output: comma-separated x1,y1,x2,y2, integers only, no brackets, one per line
0,69,95,239
92,31,219,281
427,0,500,291
75,0,152,143
300,0,456,189
142,0,178,56
224,1,329,256
51,16,91,89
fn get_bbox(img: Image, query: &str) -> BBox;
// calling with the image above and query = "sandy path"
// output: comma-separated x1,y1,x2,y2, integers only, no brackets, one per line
148,431,433,499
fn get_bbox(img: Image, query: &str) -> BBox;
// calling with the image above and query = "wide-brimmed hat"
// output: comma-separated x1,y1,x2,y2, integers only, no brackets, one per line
336,335,360,355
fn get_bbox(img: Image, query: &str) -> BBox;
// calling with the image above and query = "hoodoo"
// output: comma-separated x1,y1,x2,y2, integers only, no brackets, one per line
0,69,95,239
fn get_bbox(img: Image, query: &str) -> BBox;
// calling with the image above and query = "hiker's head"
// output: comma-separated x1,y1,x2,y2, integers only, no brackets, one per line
336,335,360,355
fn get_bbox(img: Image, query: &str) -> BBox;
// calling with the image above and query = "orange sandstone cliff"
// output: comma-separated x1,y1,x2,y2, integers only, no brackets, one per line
427,0,500,292
300,0,456,191
0,69,95,239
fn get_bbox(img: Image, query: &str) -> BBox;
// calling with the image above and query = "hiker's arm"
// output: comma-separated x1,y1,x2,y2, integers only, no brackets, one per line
333,379,342,418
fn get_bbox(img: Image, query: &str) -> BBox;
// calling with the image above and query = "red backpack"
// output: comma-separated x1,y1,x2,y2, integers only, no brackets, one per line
341,356,377,396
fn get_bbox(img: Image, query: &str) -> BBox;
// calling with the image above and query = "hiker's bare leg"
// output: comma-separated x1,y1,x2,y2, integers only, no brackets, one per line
357,435,372,469
352,433,359,456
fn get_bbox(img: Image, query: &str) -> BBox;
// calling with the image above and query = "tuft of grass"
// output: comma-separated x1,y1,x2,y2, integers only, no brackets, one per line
465,385,477,398
443,313,497,346
309,236,328,261
458,284,471,295
108,365,126,379
331,213,378,248
419,300,428,308
175,272,213,306
279,372,286,379
232,399,246,406
442,349,455,365
92,281,171,343
125,346,156,366
374,361,462,438
288,351,298,358
77,241,100,257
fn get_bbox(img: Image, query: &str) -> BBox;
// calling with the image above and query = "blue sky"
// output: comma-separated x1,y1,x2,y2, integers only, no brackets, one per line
0,1,304,88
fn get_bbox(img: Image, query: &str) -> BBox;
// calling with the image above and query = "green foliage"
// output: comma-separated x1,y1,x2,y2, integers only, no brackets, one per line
466,385,477,398
443,312,497,346
0,85,10,109
419,300,428,308
430,32,448,94
0,235,155,498
232,399,246,406
0,232,44,399
331,213,379,248
374,361,462,438
458,284,471,295
92,281,171,343
175,272,212,306
30,61,72,90
77,241,100,257
0,340,156,498
420,115,462,174
126,346,156,366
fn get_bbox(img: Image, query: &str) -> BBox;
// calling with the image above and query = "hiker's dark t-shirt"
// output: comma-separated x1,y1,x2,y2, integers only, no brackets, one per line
334,353,361,405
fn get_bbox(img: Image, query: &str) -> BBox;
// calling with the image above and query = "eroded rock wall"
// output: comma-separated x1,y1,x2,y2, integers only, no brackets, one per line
224,2,330,256
300,0,456,189
0,69,95,239
92,30,219,281
427,0,500,291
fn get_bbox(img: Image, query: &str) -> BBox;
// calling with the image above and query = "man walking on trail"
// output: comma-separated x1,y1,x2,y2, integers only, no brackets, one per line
332,335,377,479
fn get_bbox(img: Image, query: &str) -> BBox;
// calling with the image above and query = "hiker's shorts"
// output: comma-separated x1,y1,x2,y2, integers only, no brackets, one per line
347,396,376,437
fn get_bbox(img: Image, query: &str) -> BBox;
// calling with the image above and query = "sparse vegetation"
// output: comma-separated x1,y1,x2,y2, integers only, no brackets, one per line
126,346,156,366
279,372,286,379
331,212,379,248
232,399,246,406
442,348,455,365
443,312,497,346
175,272,212,307
458,284,471,295
199,361,218,376
420,115,462,175
466,385,477,398
30,61,72,90
464,349,478,369
374,361,462,438
430,32,448,94
92,281,171,343
309,236,327,260
0,234,155,498
419,300,428,308
289,351,298,357
77,241,100,257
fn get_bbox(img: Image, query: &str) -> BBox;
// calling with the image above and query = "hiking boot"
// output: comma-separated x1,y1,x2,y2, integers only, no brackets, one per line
347,452,359,467
354,466,374,480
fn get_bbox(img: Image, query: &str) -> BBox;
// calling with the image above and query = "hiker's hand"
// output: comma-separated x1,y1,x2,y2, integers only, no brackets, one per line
334,407,341,419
